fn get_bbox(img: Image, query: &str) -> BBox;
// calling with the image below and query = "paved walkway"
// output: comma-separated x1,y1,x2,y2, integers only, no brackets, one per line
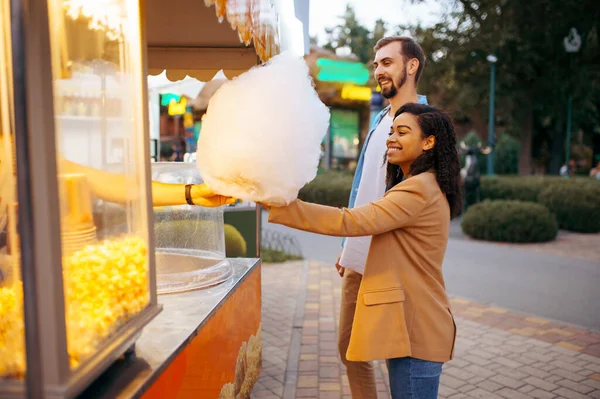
252,261,600,399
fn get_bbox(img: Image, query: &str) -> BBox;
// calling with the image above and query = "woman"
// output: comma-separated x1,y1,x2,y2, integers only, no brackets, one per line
264,103,461,398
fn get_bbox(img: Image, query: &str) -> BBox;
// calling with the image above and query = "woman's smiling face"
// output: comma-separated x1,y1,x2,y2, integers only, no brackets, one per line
386,112,434,167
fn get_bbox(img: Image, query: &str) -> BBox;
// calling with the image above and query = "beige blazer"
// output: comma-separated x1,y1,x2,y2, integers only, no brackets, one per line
268,172,456,363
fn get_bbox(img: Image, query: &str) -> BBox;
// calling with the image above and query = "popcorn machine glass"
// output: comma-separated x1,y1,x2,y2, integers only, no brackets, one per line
0,0,161,396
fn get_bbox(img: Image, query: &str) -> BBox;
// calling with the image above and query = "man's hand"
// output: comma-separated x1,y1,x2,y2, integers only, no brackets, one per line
335,254,345,277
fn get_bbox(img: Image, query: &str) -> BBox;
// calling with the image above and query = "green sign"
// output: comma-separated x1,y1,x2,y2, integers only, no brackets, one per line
160,93,181,106
316,58,370,85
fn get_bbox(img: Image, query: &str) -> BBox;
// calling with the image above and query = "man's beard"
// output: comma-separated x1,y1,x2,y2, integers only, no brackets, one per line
380,67,407,99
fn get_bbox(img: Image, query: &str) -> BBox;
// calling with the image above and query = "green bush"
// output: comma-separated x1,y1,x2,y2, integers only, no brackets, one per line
260,247,303,263
538,184,600,233
298,170,353,207
462,200,558,243
481,176,600,203
481,176,544,202
224,224,247,257
494,134,520,175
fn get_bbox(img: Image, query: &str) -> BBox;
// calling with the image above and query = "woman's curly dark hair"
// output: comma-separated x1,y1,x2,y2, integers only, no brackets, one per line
385,103,462,219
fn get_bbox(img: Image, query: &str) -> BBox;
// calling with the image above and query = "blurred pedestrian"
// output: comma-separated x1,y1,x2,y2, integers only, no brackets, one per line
589,160,600,179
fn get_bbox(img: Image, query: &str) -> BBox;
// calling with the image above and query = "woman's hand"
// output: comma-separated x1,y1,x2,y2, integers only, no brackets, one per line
190,184,237,207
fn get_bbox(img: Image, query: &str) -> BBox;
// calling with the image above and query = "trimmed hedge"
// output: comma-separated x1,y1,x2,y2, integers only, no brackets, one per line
462,200,558,243
538,184,600,233
298,170,353,207
481,176,544,202
481,176,600,202
494,134,521,175
481,176,600,233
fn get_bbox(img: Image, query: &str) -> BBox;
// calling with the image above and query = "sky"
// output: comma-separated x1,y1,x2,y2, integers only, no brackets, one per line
309,0,446,45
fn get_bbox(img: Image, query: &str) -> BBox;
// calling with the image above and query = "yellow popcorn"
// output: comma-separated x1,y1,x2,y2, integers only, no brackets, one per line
0,235,150,377
0,283,25,377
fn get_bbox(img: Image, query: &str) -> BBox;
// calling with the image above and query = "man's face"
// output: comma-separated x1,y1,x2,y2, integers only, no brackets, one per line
373,41,407,99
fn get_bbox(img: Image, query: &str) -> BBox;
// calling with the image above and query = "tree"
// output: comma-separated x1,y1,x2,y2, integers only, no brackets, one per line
318,1,600,174
400,0,600,174
321,5,388,64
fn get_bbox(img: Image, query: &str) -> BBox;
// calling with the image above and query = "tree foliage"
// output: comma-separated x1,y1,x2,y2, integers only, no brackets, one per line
318,1,600,174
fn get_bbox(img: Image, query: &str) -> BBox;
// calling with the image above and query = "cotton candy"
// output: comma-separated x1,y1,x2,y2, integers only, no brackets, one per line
196,51,330,206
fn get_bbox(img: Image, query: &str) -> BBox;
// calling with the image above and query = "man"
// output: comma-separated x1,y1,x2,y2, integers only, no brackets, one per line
336,36,428,398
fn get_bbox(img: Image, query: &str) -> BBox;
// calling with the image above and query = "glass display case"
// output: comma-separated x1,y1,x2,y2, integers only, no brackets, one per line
0,0,24,381
0,0,161,396
151,162,233,294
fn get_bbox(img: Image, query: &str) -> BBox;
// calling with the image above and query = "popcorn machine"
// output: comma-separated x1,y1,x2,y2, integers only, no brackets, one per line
0,0,161,396
0,0,294,396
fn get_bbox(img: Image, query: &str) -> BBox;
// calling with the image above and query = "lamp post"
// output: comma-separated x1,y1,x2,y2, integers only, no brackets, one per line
563,28,581,171
486,54,498,176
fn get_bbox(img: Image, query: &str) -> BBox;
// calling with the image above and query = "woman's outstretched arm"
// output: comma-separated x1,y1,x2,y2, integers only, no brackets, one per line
267,178,429,237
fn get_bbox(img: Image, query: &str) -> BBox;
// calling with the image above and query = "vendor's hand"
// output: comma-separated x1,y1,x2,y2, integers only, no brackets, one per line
191,184,236,207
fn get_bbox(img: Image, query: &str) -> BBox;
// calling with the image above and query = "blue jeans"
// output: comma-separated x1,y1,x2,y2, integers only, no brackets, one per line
387,357,443,399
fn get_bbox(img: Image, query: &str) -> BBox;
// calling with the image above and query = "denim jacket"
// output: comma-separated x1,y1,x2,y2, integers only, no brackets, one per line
348,95,429,209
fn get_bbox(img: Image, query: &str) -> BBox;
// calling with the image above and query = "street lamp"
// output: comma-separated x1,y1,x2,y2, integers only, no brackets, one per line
486,54,497,176
563,27,581,172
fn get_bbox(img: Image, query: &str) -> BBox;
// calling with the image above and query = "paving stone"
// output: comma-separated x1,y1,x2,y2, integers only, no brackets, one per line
544,374,563,384
467,388,503,398
550,367,587,382
441,374,469,390
584,378,600,390
522,376,558,391
527,389,556,399
490,374,526,390
439,384,459,397
476,379,503,393
319,382,340,391
518,384,536,394
457,384,477,394
495,388,534,399
556,378,595,394
550,359,584,373
464,364,496,379
496,366,529,380
493,357,524,369
589,390,600,399
318,391,341,399
519,366,552,379
444,366,477,381
552,387,592,399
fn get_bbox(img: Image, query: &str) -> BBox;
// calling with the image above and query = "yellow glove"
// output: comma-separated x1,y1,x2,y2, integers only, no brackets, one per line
189,184,237,207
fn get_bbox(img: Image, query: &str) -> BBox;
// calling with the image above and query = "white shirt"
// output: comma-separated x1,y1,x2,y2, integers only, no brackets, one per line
339,113,393,274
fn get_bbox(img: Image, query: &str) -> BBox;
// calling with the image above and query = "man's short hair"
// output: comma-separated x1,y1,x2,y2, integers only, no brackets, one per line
374,36,426,85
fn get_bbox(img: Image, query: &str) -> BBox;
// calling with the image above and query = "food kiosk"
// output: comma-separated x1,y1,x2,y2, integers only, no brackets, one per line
0,0,290,397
